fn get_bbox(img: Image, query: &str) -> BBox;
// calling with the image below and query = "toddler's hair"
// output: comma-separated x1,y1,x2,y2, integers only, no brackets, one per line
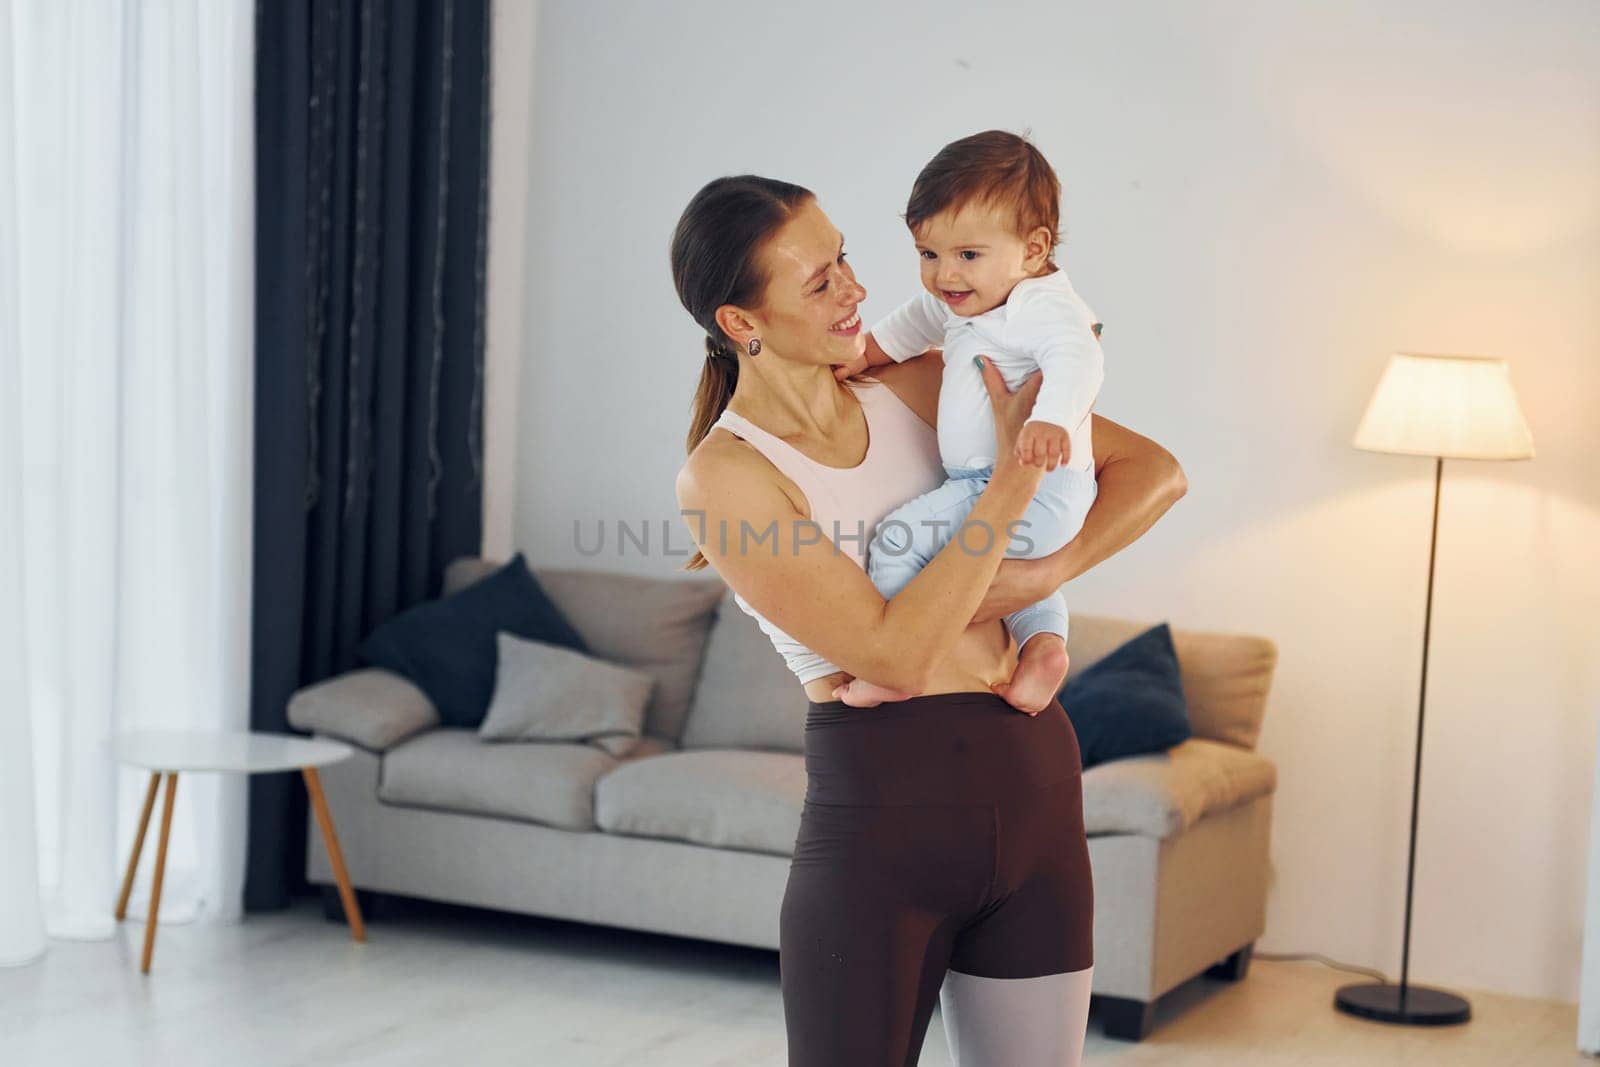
904,130,1062,263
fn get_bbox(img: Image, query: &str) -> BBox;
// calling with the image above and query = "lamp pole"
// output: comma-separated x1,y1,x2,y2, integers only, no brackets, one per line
1335,455,1471,1025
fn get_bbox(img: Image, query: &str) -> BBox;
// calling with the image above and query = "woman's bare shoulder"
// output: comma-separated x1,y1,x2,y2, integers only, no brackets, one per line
676,426,807,515
678,427,760,495
866,350,941,428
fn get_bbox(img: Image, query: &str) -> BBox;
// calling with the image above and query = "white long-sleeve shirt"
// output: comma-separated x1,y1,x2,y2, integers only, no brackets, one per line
872,270,1104,472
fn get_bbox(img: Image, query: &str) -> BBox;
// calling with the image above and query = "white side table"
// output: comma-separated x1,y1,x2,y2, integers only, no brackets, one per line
112,730,365,973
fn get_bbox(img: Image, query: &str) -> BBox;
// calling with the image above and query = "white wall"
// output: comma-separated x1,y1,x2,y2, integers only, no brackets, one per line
505,0,1600,1002
482,0,539,560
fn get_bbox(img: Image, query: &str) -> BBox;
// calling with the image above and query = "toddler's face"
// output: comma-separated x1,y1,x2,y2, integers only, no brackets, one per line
911,202,1049,317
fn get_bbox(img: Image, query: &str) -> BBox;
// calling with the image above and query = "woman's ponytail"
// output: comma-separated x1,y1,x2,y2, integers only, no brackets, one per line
686,338,739,455
670,175,813,571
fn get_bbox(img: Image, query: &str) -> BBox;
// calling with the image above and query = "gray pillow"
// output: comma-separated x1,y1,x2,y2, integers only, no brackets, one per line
444,559,725,743
479,632,656,757
287,668,440,752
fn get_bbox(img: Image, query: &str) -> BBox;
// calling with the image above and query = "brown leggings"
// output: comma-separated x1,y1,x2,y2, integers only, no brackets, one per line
779,691,1094,1066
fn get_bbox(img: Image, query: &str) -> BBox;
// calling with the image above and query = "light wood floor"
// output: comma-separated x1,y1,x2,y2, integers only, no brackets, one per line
0,894,1586,1065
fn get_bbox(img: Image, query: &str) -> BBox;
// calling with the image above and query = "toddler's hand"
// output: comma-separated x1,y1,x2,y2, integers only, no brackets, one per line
1015,420,1071,470
833,355,871,382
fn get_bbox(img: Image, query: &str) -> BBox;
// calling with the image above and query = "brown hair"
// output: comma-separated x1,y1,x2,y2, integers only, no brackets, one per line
903,130,1062,263
670,175,814,571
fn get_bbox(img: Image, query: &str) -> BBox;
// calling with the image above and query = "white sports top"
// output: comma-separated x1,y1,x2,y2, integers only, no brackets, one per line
709,378,945,683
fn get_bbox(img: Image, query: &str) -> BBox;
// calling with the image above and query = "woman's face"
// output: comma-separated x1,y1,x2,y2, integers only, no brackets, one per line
725,199,868,366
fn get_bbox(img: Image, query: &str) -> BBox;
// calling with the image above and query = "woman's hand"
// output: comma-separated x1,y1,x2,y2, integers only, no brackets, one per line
976,355,1043,462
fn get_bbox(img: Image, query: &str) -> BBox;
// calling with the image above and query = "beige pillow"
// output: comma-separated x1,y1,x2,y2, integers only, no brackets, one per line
479,632,656,757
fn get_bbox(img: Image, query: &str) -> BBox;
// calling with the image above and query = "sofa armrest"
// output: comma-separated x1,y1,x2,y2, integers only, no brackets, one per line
287,668,439,752
1081,738,1277,839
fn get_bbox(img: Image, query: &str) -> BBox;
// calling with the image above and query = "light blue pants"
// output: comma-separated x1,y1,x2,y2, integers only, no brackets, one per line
867,462,1098,651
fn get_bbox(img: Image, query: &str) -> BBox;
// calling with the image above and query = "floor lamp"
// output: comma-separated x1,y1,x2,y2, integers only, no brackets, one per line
1338,352,1535,1025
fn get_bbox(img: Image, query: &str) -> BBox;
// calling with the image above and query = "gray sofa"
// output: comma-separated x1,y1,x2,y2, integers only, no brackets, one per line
289,557,1279,1042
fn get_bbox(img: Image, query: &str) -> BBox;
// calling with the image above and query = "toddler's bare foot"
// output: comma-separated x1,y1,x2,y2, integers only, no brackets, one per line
832,677,916,708
991,634,1070,716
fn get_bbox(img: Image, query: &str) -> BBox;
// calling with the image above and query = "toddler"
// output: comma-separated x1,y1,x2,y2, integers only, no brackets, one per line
833,130,1104,714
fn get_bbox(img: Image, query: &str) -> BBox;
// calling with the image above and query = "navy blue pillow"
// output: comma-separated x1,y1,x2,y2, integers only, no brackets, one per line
1058,623,1192,769
356,553,588,729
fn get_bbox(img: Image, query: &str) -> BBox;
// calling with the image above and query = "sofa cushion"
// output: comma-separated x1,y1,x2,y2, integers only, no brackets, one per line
679,589,809,753
479,633,656,757
358,553,587,729
1059,623,1192,768
1080,737,1277,839
1067,614,1277,750
378,727,616,831
620,735,675,761
594,749,807,856
444,558,725,744
591,736,1271,855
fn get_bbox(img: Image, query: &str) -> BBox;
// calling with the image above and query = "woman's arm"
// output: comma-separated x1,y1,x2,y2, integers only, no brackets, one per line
969,414,1186,623
678,362,1047,693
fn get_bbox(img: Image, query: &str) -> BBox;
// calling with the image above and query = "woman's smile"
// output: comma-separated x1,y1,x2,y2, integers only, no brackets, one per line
829,309,862,336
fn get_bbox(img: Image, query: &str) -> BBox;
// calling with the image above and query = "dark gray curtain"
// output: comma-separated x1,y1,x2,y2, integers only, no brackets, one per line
247,0,491,911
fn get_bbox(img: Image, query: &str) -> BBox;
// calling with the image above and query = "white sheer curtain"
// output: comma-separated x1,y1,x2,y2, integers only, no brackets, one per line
0,0,255,966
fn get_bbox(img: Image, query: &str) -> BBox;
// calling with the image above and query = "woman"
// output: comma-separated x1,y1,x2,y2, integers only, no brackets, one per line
672,176,1185,1066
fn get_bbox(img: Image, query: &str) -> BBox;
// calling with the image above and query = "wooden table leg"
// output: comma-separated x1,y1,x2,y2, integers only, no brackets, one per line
140,772,178,974
116,772,161,921
302,766,365,942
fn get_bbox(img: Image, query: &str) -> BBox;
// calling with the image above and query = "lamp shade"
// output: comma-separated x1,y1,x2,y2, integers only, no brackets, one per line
1353,352,1534,460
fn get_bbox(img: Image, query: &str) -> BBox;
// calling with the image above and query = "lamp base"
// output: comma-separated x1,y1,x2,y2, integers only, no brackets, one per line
1334,982,1472,1026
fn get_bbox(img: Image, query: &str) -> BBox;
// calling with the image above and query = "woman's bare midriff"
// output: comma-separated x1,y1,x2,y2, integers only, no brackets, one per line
800,617,1021,704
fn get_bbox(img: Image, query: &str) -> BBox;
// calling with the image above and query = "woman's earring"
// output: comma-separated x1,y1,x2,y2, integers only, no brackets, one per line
747,338,762,357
